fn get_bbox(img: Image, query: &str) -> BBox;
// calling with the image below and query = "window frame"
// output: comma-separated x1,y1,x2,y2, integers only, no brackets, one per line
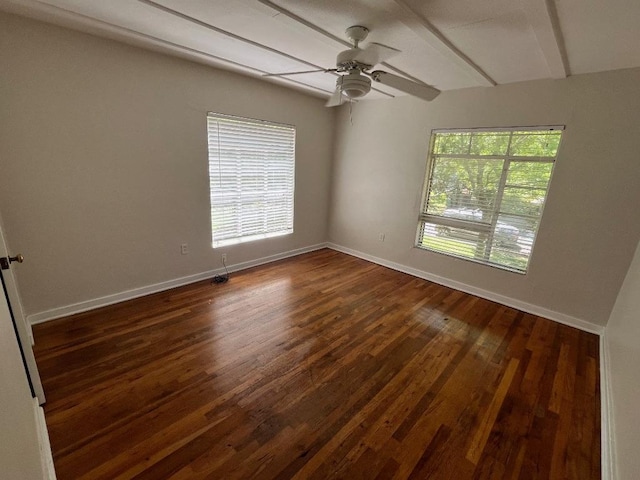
415,126,564,274
207,112,296,248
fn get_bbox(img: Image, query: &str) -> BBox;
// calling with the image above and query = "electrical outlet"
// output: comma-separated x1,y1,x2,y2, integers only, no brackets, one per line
221,253,227,264
181,243,189,255
378,233,386,242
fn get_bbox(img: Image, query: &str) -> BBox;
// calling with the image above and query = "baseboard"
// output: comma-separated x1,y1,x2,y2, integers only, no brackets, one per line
327,243,612,475
33,399,56,479
27,240,611,477
327,243,604,336
600,332,616,480
27,243,327,325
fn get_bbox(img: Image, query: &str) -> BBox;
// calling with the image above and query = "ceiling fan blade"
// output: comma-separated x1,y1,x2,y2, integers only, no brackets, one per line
369,71,440,101
353,43,400,67
325,87,344,107
263,68,333,77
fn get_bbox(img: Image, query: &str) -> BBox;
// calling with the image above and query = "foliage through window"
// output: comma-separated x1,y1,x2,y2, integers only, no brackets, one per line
207,113,295,247
417,127,563,273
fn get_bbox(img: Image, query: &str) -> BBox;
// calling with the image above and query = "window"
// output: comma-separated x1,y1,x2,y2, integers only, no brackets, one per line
416,127,563,273
207,113,295,247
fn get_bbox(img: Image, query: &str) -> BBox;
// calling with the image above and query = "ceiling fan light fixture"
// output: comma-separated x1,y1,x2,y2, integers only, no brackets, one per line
337,72,371,99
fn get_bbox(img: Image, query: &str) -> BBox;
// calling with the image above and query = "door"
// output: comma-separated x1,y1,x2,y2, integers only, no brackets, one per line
0,270,50,479
0,225,45,404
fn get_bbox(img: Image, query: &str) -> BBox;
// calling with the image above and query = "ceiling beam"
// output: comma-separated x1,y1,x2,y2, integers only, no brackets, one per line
258,0,351,50
391,0,496,87
258,0,425,89
522,0,569,78
141,0,394,98
138,0,326,73
0,0,331,97
139,0,379,96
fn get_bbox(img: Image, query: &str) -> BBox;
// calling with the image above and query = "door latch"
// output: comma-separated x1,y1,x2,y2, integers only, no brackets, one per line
0,254,24,270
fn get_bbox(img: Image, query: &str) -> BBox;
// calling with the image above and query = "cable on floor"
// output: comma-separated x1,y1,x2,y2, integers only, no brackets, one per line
212,257,229,284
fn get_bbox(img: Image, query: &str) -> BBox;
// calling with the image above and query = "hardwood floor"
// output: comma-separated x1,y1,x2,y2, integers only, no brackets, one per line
33,249,601,479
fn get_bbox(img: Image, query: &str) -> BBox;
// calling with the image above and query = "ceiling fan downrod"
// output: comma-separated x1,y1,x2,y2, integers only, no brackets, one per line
345,25,369,48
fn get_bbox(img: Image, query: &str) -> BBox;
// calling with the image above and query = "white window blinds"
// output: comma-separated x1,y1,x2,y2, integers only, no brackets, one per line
417,127,563,273
207,113,295,247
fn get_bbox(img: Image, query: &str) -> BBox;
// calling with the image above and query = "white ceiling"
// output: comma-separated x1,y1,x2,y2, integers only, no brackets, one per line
1,0,639,101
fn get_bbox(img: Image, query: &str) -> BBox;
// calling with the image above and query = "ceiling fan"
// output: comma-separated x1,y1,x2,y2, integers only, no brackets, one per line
264,25,440,107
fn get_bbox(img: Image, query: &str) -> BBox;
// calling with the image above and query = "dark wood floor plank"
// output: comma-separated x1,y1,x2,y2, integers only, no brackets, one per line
33,249,601,479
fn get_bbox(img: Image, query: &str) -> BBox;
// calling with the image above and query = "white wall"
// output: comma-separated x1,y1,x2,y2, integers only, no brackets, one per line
606,238,640,479
0,13,334,317
329,69,640,326
4,12,638,329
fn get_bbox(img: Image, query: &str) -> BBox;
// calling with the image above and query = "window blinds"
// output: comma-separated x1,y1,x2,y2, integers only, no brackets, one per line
207,113,295,247
417,127,563,273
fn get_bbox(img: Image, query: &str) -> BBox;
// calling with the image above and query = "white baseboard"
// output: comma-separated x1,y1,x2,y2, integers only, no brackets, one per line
600,332,616,480
31,241,604,334
33,399,56,479
327,243,612,476
27,243,327,325
327,243,604,336
27,240,612,477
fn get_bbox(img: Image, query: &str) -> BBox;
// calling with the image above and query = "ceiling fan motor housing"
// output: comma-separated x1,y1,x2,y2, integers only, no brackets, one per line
337,72,371,99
